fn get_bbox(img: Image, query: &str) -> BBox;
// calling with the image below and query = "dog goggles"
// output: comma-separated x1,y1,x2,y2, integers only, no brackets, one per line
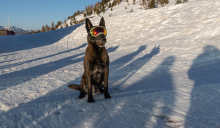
90,26,107,37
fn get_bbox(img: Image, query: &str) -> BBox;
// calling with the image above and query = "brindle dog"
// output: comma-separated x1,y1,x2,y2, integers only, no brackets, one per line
68,17,111,103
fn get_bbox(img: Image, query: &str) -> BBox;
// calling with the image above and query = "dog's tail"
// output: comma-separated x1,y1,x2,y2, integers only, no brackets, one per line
68,84,81,91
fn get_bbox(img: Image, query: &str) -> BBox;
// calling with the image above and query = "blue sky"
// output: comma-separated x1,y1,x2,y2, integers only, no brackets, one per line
0,0,100,30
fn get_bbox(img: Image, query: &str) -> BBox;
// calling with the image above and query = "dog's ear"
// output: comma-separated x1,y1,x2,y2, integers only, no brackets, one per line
99,17,105,27
86,18,93,33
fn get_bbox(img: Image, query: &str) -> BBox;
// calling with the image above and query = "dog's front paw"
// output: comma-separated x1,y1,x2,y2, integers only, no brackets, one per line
87,97,95,103
99,88,104,93
78,93,85,99
104,93,111,99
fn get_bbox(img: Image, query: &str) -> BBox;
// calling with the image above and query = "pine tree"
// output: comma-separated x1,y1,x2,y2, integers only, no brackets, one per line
148,0,155,9
102,5,105,13
57,21,61,27
55,21,61,29
97,9,100,15
109,2,112,8
176,0,182,4
114,1,117,6
41,25,45,32
51,21,54,30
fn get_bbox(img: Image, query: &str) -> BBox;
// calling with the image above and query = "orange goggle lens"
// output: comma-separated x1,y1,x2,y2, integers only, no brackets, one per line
90,26,107,37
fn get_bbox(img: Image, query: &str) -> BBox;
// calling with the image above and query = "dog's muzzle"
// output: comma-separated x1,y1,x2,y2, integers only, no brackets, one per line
97,40,106,47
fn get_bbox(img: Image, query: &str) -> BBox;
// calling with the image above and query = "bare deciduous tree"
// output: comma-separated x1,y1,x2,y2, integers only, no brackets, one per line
76,10,80,15
85,4,94,12
46,24,50,31
95,3,101,10
142,0,146,6
116,0,121,5
41,25,45,32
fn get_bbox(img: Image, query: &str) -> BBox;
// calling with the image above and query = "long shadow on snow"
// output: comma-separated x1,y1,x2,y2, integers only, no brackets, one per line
185,45,220,128
145,56,175,127
0,51,84,91
0,24,83,54
110,45,160,91
0,46,118,91
0,77,119,128
102,45,178,127
0,46,119,128
95,56,176,128
0,43,87,69
26,47,175,128
0,45,176,128
110,45,146,66
0,44,175,127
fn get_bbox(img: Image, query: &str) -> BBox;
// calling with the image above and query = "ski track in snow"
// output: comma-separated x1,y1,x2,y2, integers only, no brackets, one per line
1,0,220,127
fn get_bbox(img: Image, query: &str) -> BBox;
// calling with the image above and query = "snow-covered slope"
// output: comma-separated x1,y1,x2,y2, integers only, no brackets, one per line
0,26,33,35
1,0,220,127
59,0,172,29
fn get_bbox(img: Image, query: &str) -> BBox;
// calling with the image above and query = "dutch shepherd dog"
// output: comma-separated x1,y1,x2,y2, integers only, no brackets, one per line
68,17,111,103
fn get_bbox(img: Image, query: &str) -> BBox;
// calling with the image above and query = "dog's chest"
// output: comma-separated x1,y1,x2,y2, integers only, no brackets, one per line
92,62,103,74
91,63,103,83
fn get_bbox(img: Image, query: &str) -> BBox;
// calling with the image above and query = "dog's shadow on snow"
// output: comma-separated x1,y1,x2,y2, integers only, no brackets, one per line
0,44,118,91
0,45,177,128
3,45,220,127
0,46,119,128
104,45,177,127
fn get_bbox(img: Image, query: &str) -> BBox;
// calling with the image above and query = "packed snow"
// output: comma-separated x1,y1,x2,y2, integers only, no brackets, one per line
1,0,220,127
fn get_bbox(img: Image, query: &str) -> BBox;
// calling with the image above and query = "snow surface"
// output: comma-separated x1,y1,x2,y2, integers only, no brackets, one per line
1,0,220,127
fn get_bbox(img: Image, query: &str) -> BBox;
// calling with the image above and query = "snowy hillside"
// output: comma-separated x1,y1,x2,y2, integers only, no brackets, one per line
1,0,220,127
0,26,33,35
59,0,173,29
